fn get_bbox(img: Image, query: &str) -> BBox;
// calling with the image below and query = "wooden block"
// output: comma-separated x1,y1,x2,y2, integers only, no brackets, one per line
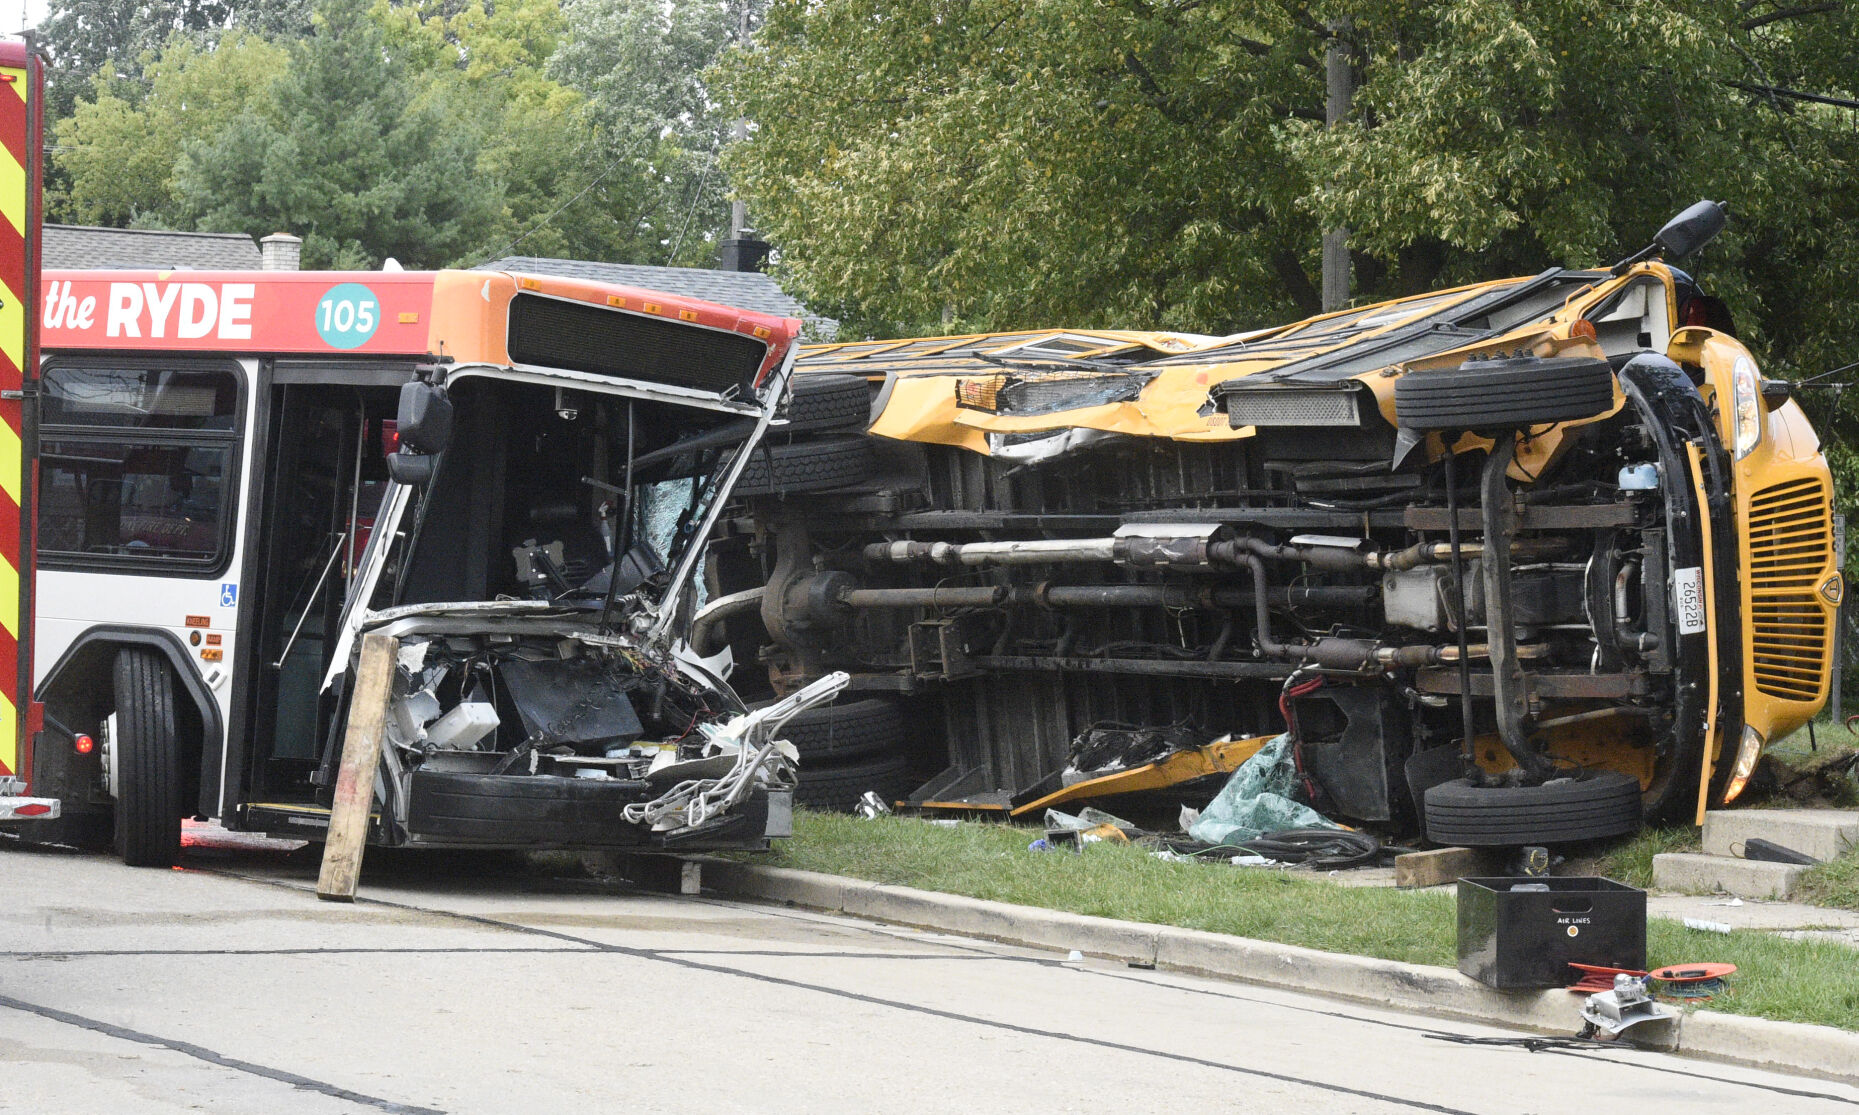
316,633,400,902
615,854,702,895
1394,846,1494,889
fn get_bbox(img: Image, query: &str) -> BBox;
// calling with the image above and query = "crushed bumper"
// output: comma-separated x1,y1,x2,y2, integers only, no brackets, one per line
404,770,776,851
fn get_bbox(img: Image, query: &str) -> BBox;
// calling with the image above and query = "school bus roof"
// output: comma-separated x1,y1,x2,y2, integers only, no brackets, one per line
39,268,803,384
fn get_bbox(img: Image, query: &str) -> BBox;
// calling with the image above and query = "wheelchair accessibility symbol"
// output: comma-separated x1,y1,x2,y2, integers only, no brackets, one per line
220,583,239,608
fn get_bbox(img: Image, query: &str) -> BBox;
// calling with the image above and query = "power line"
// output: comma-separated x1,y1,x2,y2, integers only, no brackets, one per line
1724,79,1859,110
473,154,630,267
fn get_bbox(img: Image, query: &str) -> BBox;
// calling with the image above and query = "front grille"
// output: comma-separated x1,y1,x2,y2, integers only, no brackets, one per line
953,369,1152,416
1220,386,1363,427
1747,477,1833,701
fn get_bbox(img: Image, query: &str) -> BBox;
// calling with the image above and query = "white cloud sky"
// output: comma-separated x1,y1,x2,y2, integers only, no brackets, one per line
0,2,46,35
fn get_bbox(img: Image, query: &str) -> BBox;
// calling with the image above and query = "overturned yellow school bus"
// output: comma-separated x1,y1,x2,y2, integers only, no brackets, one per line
706,202,1836,843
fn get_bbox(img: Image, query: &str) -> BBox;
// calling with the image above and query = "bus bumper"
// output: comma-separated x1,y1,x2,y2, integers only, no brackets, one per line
401,772,779,852
0,778,61,821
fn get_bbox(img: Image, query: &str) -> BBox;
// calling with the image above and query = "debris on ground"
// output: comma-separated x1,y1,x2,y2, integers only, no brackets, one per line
1649,962,1736,1001
1755,745,1859,807
1578,973,1677,1046
1567,963,1647,994
1043,806,1142,848
1186,734,1336,846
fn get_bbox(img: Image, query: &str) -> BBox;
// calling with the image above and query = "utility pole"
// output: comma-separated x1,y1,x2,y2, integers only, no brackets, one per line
729,1,752,240
718,1,770,272
1321,19,1354,313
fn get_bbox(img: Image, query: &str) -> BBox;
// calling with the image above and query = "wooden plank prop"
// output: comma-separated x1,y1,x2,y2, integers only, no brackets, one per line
316,633,399,901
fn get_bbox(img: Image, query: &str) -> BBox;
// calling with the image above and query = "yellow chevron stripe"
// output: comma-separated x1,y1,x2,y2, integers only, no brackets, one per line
0,687,14,776
0,551,15,643
0,142,21,243
0,65,21,242
0,405,14,506
0,277,19,388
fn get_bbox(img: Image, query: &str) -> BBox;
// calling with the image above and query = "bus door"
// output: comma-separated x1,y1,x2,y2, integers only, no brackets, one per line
235,361,410,813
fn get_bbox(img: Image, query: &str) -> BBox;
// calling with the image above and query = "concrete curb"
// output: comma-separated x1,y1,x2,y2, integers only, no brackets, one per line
694,859,1859,1087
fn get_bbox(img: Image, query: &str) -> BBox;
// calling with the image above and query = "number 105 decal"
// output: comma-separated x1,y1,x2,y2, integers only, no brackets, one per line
316,282,382,350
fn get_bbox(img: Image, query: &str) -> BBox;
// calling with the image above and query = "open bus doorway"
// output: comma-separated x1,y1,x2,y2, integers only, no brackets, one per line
246,373,403,808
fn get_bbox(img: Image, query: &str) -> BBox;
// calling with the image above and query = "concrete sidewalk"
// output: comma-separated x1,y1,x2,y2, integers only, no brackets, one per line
689,858,1859,1087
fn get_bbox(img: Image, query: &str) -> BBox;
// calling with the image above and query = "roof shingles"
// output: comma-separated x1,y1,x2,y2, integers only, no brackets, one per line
45,224,262,271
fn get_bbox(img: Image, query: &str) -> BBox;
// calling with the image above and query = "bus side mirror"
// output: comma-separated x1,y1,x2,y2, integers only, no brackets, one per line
388,452,436,486
397,381,454,455
1654,200,1726,261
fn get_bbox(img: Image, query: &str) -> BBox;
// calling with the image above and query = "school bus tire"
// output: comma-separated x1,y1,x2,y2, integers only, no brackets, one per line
1422,770,1642,846
783,374,873,433
755,697,905,763
736,435,876,496
113,648,184,868
1394,355,1616,432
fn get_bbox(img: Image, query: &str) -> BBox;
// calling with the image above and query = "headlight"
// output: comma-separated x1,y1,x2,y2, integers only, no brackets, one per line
1731,355,1763,460
1722,724,1764,804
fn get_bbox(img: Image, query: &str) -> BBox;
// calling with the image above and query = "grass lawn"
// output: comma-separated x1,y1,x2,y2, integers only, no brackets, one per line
749,811,1859,1032
1799,851,1859,912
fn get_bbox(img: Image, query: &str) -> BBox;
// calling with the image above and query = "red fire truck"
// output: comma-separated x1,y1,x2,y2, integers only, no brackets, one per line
0,41,48,829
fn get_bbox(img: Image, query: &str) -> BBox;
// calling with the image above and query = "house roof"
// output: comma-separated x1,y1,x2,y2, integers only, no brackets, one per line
44,224,263,271
488,256,836,339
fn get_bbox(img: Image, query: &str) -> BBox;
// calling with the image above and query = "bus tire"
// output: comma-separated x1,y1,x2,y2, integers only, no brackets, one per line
795,752,911,813
762,697,905,763
113,648,184,867
1422,770,1642,846
736,435,875,496
784,374,872,433
1395,355,1616,432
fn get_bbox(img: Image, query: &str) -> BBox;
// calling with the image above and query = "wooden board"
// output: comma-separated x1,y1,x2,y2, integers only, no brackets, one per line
316,633,399,902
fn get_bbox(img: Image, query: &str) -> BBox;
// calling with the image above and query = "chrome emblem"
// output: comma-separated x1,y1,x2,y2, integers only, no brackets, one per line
1820,574,1844,606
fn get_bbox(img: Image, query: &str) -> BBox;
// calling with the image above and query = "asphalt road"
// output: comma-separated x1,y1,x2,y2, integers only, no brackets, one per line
4,832,1857,1115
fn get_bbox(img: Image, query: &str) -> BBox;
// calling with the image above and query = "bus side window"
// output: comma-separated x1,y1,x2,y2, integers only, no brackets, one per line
37,362,242,574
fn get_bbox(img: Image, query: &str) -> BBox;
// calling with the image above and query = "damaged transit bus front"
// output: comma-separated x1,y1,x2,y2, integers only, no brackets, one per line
28,267,810,865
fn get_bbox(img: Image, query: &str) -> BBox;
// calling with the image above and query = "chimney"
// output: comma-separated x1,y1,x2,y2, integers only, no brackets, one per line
260,232,302,271
717,236,770,273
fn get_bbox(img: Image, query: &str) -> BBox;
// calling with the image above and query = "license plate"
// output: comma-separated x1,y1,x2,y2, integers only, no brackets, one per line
1674,566,1707,635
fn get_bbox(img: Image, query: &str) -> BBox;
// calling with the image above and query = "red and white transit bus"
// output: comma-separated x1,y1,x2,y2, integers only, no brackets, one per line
17,265,813,866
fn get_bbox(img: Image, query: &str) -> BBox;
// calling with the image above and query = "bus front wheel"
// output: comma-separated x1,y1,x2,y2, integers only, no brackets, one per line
112,649,183,867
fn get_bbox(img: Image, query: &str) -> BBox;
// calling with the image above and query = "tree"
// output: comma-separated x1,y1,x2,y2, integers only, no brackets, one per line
716,0,1859,350
51,30,289,227
39,0,310,116
172,0,498,268
545,0,745,266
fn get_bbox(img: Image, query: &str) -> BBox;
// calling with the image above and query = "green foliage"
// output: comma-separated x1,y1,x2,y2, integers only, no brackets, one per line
170,0,497,268
41,0,754,271
542,0,746,266
40,0,311,116
52,31,289,228
718,0,1859,357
